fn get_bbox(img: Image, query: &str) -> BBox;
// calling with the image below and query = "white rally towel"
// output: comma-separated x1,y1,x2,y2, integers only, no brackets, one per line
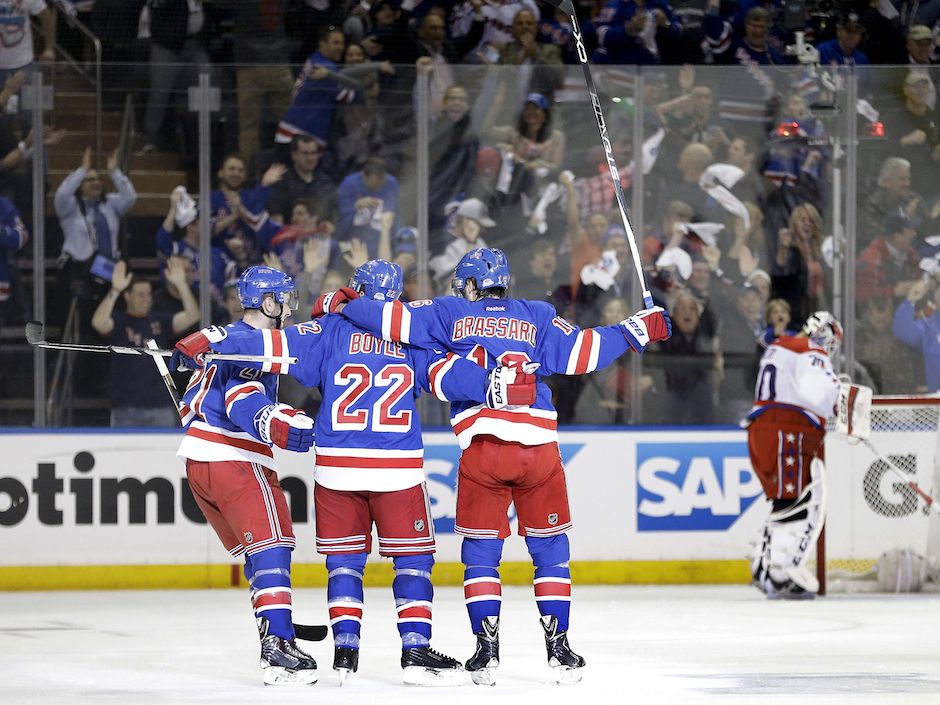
699,163,750,230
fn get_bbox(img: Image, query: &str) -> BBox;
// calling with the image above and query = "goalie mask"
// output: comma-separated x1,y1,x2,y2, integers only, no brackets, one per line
452,247,510,298
350,259,403,301
802,310,843,357
237,265,298,326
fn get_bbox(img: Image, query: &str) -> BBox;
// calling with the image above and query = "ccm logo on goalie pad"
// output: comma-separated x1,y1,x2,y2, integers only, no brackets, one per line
636,441,763,531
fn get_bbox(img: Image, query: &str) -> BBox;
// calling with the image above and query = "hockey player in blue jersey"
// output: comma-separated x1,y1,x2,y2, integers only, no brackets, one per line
335,247,672,685
171,265,320,686
175,259,538,686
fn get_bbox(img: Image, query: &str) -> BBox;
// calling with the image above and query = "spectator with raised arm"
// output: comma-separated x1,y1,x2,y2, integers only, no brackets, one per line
54,148,137,331
498,7,564,100
91,257,199,427
336,157,399,257
266,134,336,224
893,276,940,392
857,211,922,308
0,193,27,328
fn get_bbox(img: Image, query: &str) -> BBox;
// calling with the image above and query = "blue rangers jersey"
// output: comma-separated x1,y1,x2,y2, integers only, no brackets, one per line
212,315,493,491
341,296,635,447
177,320,284,469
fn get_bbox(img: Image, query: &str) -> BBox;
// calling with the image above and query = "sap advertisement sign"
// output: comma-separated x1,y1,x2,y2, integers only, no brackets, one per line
636,440,763,532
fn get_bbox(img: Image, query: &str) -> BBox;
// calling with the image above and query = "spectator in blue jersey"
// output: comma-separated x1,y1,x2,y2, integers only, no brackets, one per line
210,154,286,266
590,0,680,65
817,11,869,68
156,186,234,318
703,1,792,99
894,276,940,392
177,259,537,685
90,257,199,427
334,247,671,685
336,157,400,257
171,266,320,685
276,27,354,148
0,194,28,327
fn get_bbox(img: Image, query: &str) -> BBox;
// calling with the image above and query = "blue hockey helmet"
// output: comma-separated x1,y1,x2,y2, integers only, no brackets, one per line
237,265,298,310
452,247,510,297
349,259,403,301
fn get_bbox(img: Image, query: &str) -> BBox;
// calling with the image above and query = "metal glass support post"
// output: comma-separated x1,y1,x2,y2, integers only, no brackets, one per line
630,68,645,423
415,69,431,301
843,70,858,378
189,72,220,326
26,71,52,427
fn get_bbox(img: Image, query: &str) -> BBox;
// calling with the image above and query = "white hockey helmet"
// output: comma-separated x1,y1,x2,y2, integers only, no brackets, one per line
802,310,843,356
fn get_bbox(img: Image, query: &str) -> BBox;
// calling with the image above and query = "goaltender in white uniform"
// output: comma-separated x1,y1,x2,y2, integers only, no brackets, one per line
744,311,849,599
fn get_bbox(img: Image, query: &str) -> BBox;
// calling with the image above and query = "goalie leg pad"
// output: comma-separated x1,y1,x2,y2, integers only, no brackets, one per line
526,534,573,632
462,538,504,635
765,462,827,597
392,554,435,648
327,553,367,648
246,546,295,639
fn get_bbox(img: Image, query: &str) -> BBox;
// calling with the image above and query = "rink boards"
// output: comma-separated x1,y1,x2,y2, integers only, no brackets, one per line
0,427,934,590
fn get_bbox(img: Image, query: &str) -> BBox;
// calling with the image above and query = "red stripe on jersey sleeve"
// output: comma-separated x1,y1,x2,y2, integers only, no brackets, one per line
574,329,595,374
270,330,284,374
390,301,404,342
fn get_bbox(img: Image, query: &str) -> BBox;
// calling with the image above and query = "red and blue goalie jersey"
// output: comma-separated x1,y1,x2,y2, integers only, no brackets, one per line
177,320,283,469
341,296,634,447
212,314,492,491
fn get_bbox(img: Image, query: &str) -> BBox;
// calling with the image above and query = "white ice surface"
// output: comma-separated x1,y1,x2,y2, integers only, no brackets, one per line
3,585,940,704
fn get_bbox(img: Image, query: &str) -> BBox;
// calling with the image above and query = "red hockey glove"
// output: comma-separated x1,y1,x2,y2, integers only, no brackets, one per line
485,363,540,409
256,404,315,452
172,325,229,370
310,287,359,318
619,307,672,353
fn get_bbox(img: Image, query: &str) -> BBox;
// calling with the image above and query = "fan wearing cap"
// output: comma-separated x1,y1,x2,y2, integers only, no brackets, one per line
889,71,940,184
817,12,869,67
429,198,495,292
857,211,922,305
484,92,565,184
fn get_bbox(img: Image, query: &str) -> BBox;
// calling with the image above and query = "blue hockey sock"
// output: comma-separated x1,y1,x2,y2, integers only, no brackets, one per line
392,554,434,648
326,553,367,649
527,534,572,632
461,538,504,634
245,546,294,639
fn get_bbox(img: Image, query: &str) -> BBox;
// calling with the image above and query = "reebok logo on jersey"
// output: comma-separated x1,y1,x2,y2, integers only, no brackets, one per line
485,306,506,312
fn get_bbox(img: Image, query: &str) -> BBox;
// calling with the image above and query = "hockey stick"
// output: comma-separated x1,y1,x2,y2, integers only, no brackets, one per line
859,438,940,515
541,0,653,309
25,321,298,366
145,338,186,422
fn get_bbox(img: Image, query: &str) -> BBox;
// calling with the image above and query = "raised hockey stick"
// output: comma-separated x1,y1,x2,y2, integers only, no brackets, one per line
859,438,940,515
542,0,653,309
25,321,298,366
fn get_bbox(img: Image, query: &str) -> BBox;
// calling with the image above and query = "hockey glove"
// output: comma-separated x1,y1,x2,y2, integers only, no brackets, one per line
255,403,315,452
485,363,540,409
619,307,672,353
172,325,229,370
311,287,359,318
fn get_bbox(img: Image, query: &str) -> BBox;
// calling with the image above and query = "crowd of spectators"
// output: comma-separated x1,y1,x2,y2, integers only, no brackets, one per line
2,0,940,426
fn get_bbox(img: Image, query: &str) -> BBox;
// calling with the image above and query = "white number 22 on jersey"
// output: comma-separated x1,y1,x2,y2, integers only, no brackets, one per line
331,363,414,433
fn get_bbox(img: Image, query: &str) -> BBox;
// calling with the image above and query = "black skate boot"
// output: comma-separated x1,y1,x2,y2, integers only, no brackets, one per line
257,617,318,686
465,616,500,686
540,615,585,685
333,646,359,686
400,645,465,686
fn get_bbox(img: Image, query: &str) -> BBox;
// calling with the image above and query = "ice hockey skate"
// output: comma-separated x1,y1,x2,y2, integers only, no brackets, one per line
257,617,318,685
465,616,500,686
541,615,585,685
333,646,359,686
400,645,466,686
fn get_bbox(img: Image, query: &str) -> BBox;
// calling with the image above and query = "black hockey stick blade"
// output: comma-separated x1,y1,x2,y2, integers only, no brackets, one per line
24,320,44,345
294,623,329,642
